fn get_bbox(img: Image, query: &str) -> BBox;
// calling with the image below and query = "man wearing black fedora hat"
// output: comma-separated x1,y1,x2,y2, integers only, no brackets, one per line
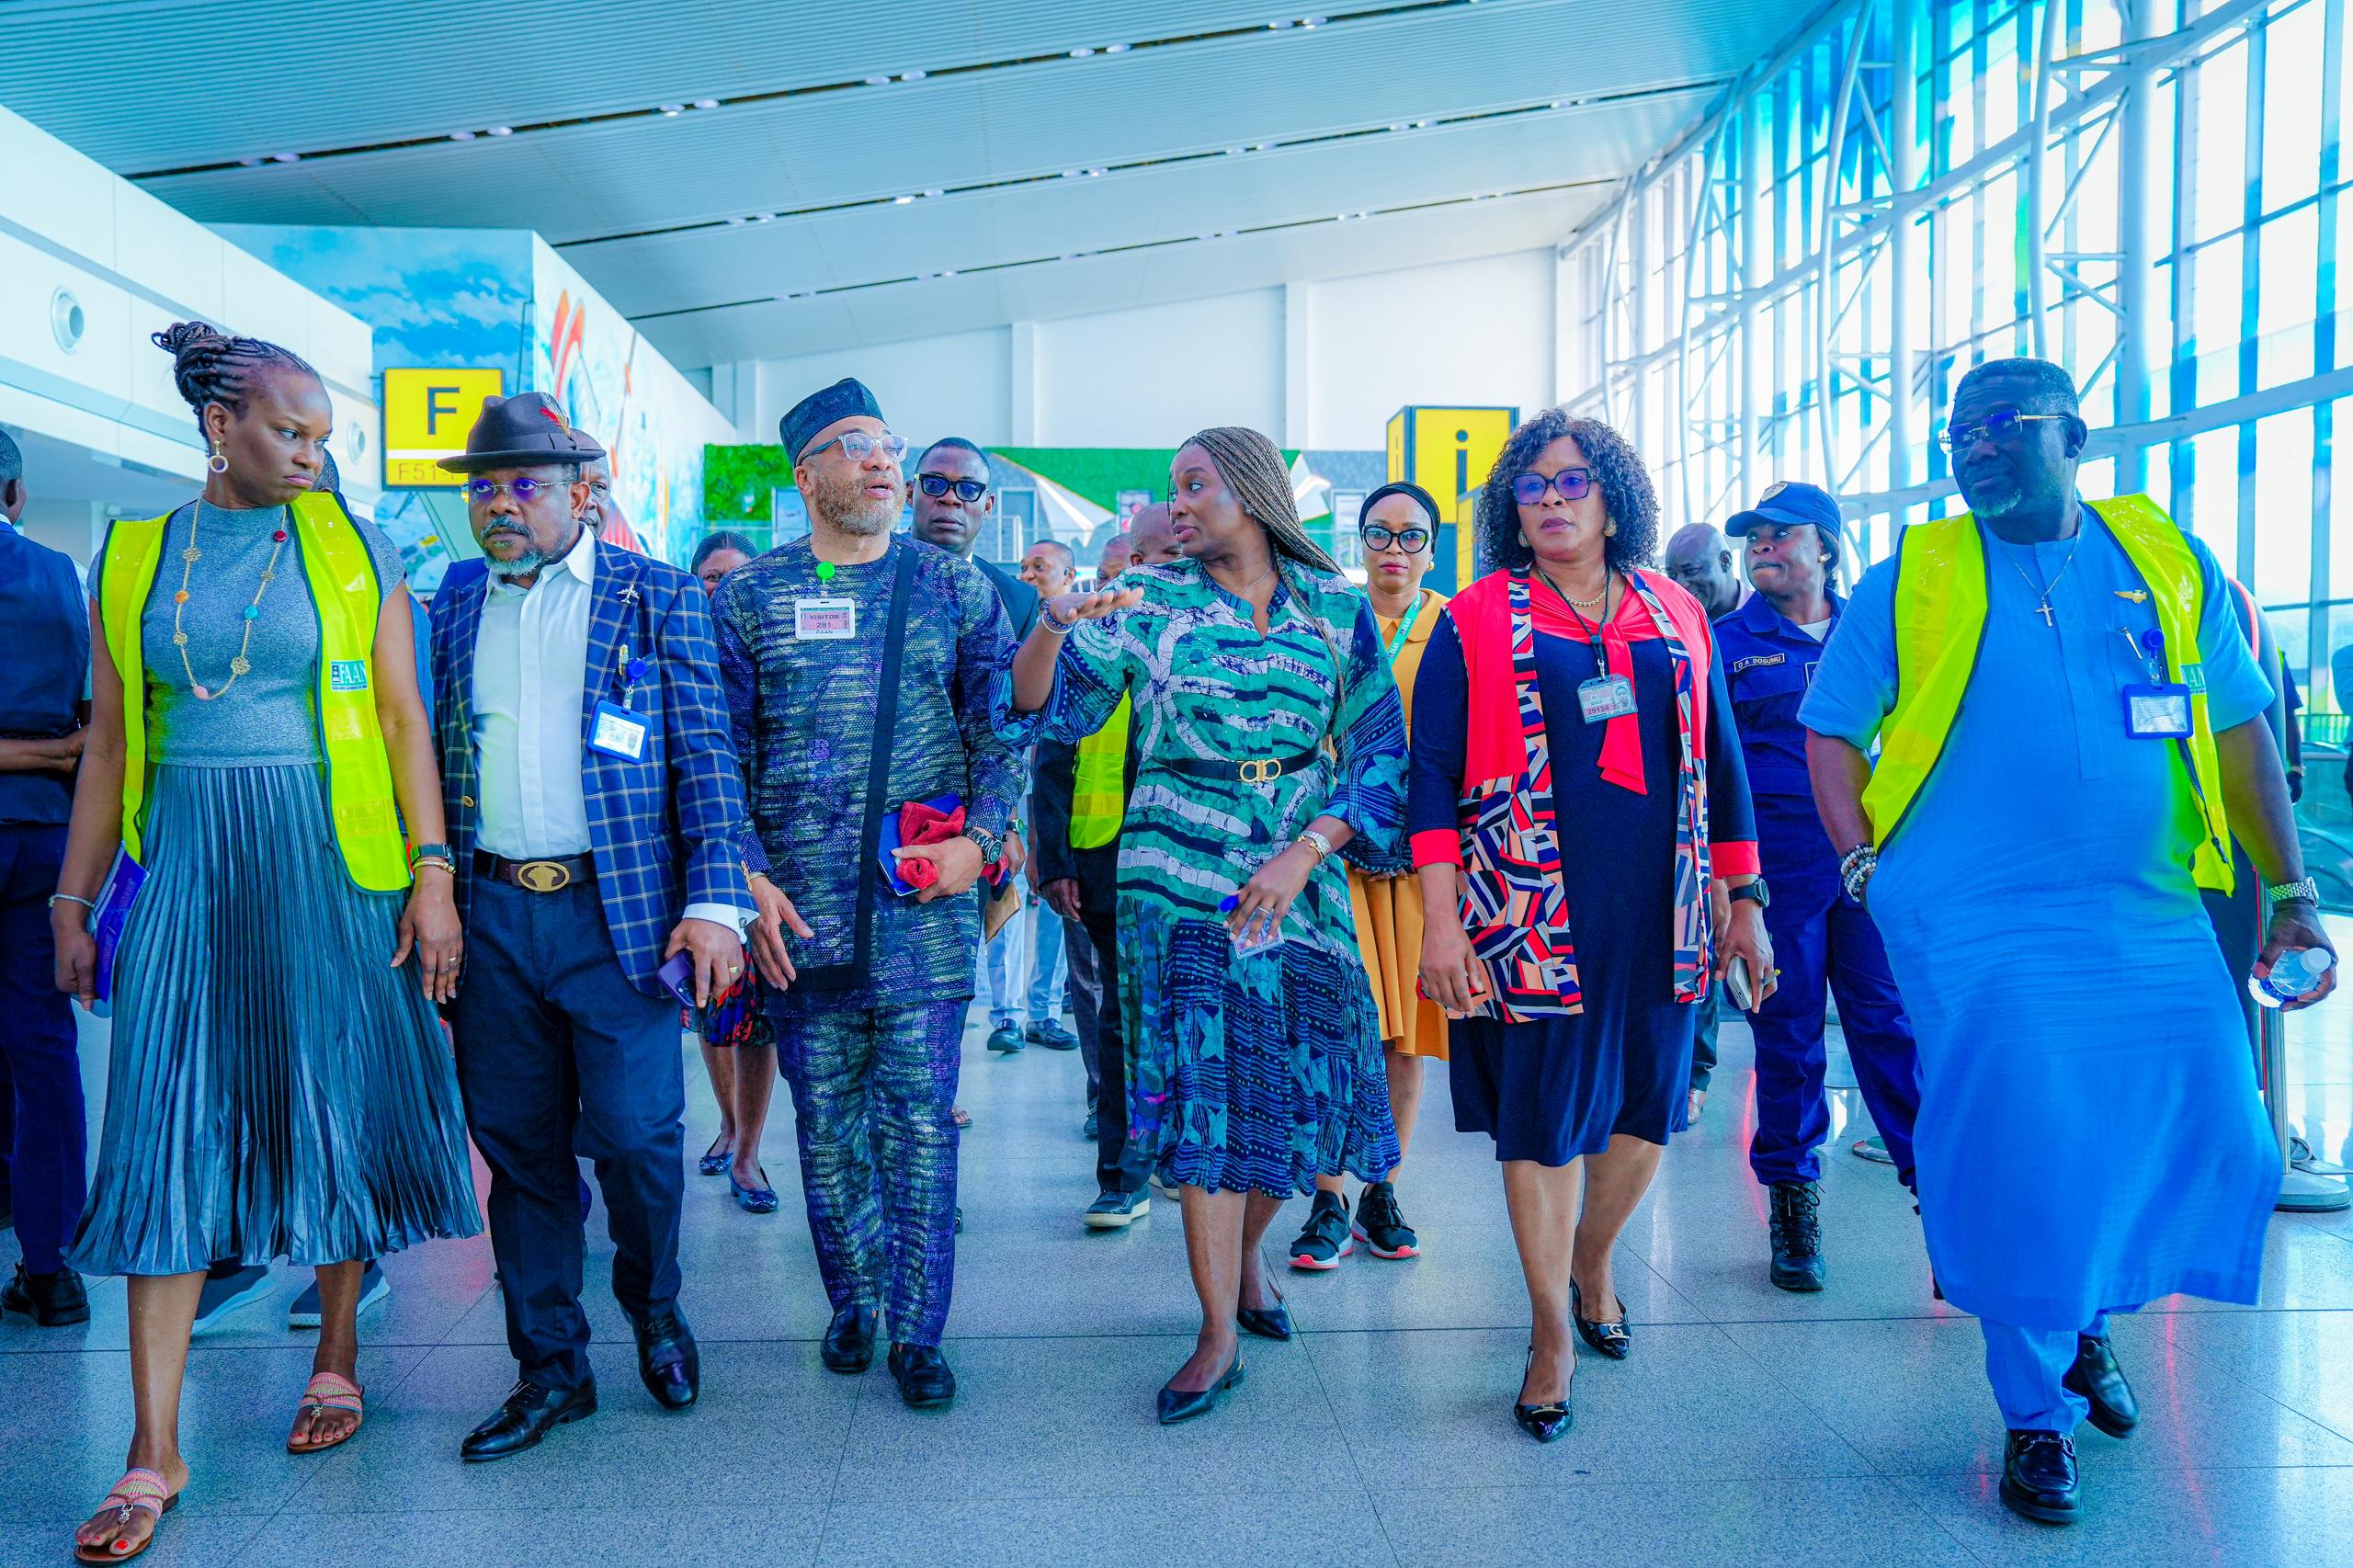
427,392,776,1459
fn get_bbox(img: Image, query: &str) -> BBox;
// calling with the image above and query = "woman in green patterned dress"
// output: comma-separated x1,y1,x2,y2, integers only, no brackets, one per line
1001,426,1406,1424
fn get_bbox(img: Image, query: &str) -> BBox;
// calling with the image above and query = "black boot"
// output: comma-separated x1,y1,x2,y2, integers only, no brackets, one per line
2000,1429,2079,1523
1767,1181,1825,1292
0,1262,89,1326
2063,1333,2140,1437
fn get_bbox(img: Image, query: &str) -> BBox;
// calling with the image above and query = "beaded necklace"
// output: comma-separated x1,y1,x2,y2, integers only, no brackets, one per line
171,502,290,700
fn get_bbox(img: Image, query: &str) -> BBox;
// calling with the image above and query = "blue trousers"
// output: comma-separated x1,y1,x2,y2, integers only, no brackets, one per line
778,1000,963,1346
1983,1310,2117,1432
1747,867,1922,1189
0,824,85,1273
451,880,685,1390
1023,896,1067,1025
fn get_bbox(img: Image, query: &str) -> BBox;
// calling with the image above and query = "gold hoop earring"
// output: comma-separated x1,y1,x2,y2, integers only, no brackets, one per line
208,440,228,475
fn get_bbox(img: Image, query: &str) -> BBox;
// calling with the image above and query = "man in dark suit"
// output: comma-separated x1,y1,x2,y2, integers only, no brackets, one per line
429,394,767,1460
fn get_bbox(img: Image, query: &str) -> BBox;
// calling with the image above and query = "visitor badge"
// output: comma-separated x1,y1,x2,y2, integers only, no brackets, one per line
795,597,856,640
587,699,652,761
2121,683,2193,740
1577,674,1638,723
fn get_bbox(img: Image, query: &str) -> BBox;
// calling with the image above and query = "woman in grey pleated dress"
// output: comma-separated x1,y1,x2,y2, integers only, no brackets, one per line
51,324,478,1564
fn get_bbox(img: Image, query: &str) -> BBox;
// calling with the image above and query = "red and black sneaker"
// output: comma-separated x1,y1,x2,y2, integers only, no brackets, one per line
1288,1190,1354,1270
1352,1180,1420,1259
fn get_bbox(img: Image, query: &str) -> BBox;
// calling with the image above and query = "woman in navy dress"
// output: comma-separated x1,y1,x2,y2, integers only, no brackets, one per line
1411,410,1768,1440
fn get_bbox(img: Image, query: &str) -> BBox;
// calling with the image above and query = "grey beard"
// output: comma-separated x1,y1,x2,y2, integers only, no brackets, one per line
487,549,551,582
829,495,897,536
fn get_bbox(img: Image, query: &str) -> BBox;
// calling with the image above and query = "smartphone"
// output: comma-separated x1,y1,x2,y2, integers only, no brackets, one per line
1723,954,1756,1012
657,952,699,1011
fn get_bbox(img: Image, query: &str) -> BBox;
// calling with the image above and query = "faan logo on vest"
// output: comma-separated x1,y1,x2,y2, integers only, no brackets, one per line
328,659,370,692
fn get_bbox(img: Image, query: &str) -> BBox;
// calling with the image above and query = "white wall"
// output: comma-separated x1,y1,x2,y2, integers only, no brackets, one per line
719,248,1558,451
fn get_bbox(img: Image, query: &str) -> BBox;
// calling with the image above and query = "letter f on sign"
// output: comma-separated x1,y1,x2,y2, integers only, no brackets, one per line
426,385,460,435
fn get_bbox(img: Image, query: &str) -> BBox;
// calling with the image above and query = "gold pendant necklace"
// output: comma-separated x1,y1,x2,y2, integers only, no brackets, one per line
172,502,291,700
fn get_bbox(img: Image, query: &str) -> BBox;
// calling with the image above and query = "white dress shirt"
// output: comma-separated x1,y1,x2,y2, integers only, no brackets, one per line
472,526,746,934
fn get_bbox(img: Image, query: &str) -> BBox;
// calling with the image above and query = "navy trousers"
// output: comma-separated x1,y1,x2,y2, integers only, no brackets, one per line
1747,861,1922,1190
451,879,685,1390
1069,907,1149,1195
0,824,84,1272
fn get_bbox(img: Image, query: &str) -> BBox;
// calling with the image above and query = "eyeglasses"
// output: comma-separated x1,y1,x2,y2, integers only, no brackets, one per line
461,477,562,503
1510,468,1595,506
916,473,989,502
805,430,910,463
1359,524,1432,553
1938,410,2069,454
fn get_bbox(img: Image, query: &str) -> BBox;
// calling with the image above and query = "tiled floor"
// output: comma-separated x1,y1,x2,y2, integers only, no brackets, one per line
6,945,2353,1567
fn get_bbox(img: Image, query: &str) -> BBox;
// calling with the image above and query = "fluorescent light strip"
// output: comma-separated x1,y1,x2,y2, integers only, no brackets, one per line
131,0,1473,180
629,176,1612,323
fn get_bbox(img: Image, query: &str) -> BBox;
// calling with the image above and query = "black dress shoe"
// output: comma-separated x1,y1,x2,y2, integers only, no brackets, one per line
1236,1300,1293,1341
1,1262,89,1326
2000,1429,2079,1524
460,1378,597,1462
1157,1350,1245,1425
1512,1349,1573,1443
1570,1281,1631,1360
887,1342,957,1408
821,1303,877,1374
634,1311,699,1410
2063,1333,2139,1437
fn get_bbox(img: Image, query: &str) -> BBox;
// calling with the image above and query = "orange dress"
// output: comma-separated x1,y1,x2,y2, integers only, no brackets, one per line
1347,586,1449,1059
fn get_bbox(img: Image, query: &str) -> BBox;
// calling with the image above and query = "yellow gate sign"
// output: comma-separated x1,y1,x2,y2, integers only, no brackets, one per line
382,368,505,488
1384,405,1518,589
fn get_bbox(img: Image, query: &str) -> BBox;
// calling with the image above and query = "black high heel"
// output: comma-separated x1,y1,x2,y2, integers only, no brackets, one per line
1156,1349,1245,1425
1571,1281,1631,1360
1513,1347,1573,1443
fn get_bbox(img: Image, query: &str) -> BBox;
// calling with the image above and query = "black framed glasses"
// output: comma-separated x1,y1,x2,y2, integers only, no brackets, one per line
1938,410,2069,454
806,430,910,463
916,473,989,502
1511,468,1595,506
1359,523,1432,553
461,477,561,503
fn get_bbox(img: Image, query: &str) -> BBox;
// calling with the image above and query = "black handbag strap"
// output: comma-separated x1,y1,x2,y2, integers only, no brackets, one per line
794,541,917,991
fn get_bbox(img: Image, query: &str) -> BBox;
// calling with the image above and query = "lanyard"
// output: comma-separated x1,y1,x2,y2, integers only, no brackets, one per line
1536,571,1613,657
1380,593,1425,665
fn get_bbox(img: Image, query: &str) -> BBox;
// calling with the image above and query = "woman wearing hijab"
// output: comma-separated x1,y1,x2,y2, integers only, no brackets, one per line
1001,426,1406,1424
1413,409,1769,1441
1291,482,1450,1269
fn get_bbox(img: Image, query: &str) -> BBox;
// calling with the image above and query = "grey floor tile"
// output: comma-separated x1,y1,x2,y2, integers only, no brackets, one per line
2153,1308,2353,1440
829,1332,1355,1501
813,1491,1399,1568
288,1340,859,1514
0,1507,272,1567
225,1505,827,1568
1377,1477,1973,1567
1720,1312,2353,1476
1304,1324,1881,1484
1893,1463,2353,1566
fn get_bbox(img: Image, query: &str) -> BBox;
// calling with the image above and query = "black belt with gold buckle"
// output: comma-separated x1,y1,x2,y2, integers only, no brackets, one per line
474,849,596,893
1158,746,1322,785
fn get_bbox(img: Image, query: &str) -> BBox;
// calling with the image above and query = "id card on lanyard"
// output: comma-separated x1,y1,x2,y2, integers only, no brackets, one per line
2114,624,2195,740
1542,574,1635,724
588,638,653,760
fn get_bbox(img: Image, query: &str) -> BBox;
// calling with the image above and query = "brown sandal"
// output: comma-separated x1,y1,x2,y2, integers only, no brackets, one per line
287,1370,365,1454
73,1468,179,1562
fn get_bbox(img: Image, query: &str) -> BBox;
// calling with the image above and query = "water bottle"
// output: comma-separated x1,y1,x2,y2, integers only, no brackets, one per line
2250,947,2336,1008
1217,893,1290,956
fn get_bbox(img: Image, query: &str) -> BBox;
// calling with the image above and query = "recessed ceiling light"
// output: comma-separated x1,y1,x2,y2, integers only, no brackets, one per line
726,215,745,225
865,75,890,86
925,188,943,198
942,269,958,278
901,70,925,80
487,126,513,136
659,104,683,116
449,131,476,142
269,152,300,163
1104,42,1129,52
1070,47,1094,57
695,98,720,109
1269,19,1290,28
893,194,915,204
1225,146,1245,156
239,155,264,165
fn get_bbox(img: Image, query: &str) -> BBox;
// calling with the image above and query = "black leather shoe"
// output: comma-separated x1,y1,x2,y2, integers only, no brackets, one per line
887,1342,957,1408
1767,1180,1826,1292
1,1261,89,1326
821,1303,877,1374
985,1023,1024,1053
1570,1281,1631,1360
633,1311,699,1410
2063,1333,2139,1437
1512,1348,1573,1443
1157,1350,1245,1425
460,1378,597,1462
1236,1291,1292,1341
2000,1429,2079,1524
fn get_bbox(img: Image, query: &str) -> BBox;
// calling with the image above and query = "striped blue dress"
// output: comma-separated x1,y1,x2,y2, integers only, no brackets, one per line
998,559,1409,1197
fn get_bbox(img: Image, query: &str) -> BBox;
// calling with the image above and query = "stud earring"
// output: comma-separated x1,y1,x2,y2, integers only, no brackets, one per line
208,440,228,475
1603,520,1618,538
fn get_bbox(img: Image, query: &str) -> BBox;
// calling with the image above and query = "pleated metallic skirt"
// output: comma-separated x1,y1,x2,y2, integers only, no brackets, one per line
67,763,482,1277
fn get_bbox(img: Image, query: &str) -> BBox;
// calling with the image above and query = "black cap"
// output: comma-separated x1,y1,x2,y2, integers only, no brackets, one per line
1726,480,1842,537
779,377,884,460
437,392,606,474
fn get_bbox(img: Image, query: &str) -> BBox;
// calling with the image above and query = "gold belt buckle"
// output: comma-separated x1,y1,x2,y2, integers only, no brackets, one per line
1237,756,1283,785
515,859,572,892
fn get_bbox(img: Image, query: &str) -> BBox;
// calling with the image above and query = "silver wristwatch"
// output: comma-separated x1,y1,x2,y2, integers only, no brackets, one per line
2265,877,2319,905
964,825,1005,865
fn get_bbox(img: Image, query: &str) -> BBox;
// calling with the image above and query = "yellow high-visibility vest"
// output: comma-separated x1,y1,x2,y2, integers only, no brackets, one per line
1070,695,1131,850
1860,494,2234,892
100,490,411,892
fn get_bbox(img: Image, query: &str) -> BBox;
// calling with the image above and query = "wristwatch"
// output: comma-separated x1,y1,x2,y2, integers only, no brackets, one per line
964,824,1006,866
1728,878,1770,911
2265,877,2319,905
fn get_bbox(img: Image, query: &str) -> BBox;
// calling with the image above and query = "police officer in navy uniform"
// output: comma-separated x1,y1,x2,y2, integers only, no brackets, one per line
1717,482,1922,1292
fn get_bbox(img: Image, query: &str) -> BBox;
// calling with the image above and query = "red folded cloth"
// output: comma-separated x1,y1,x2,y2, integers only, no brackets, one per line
895,798,966,890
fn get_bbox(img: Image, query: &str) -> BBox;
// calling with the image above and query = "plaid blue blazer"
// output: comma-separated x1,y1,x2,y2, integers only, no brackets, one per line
431,547,754,998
